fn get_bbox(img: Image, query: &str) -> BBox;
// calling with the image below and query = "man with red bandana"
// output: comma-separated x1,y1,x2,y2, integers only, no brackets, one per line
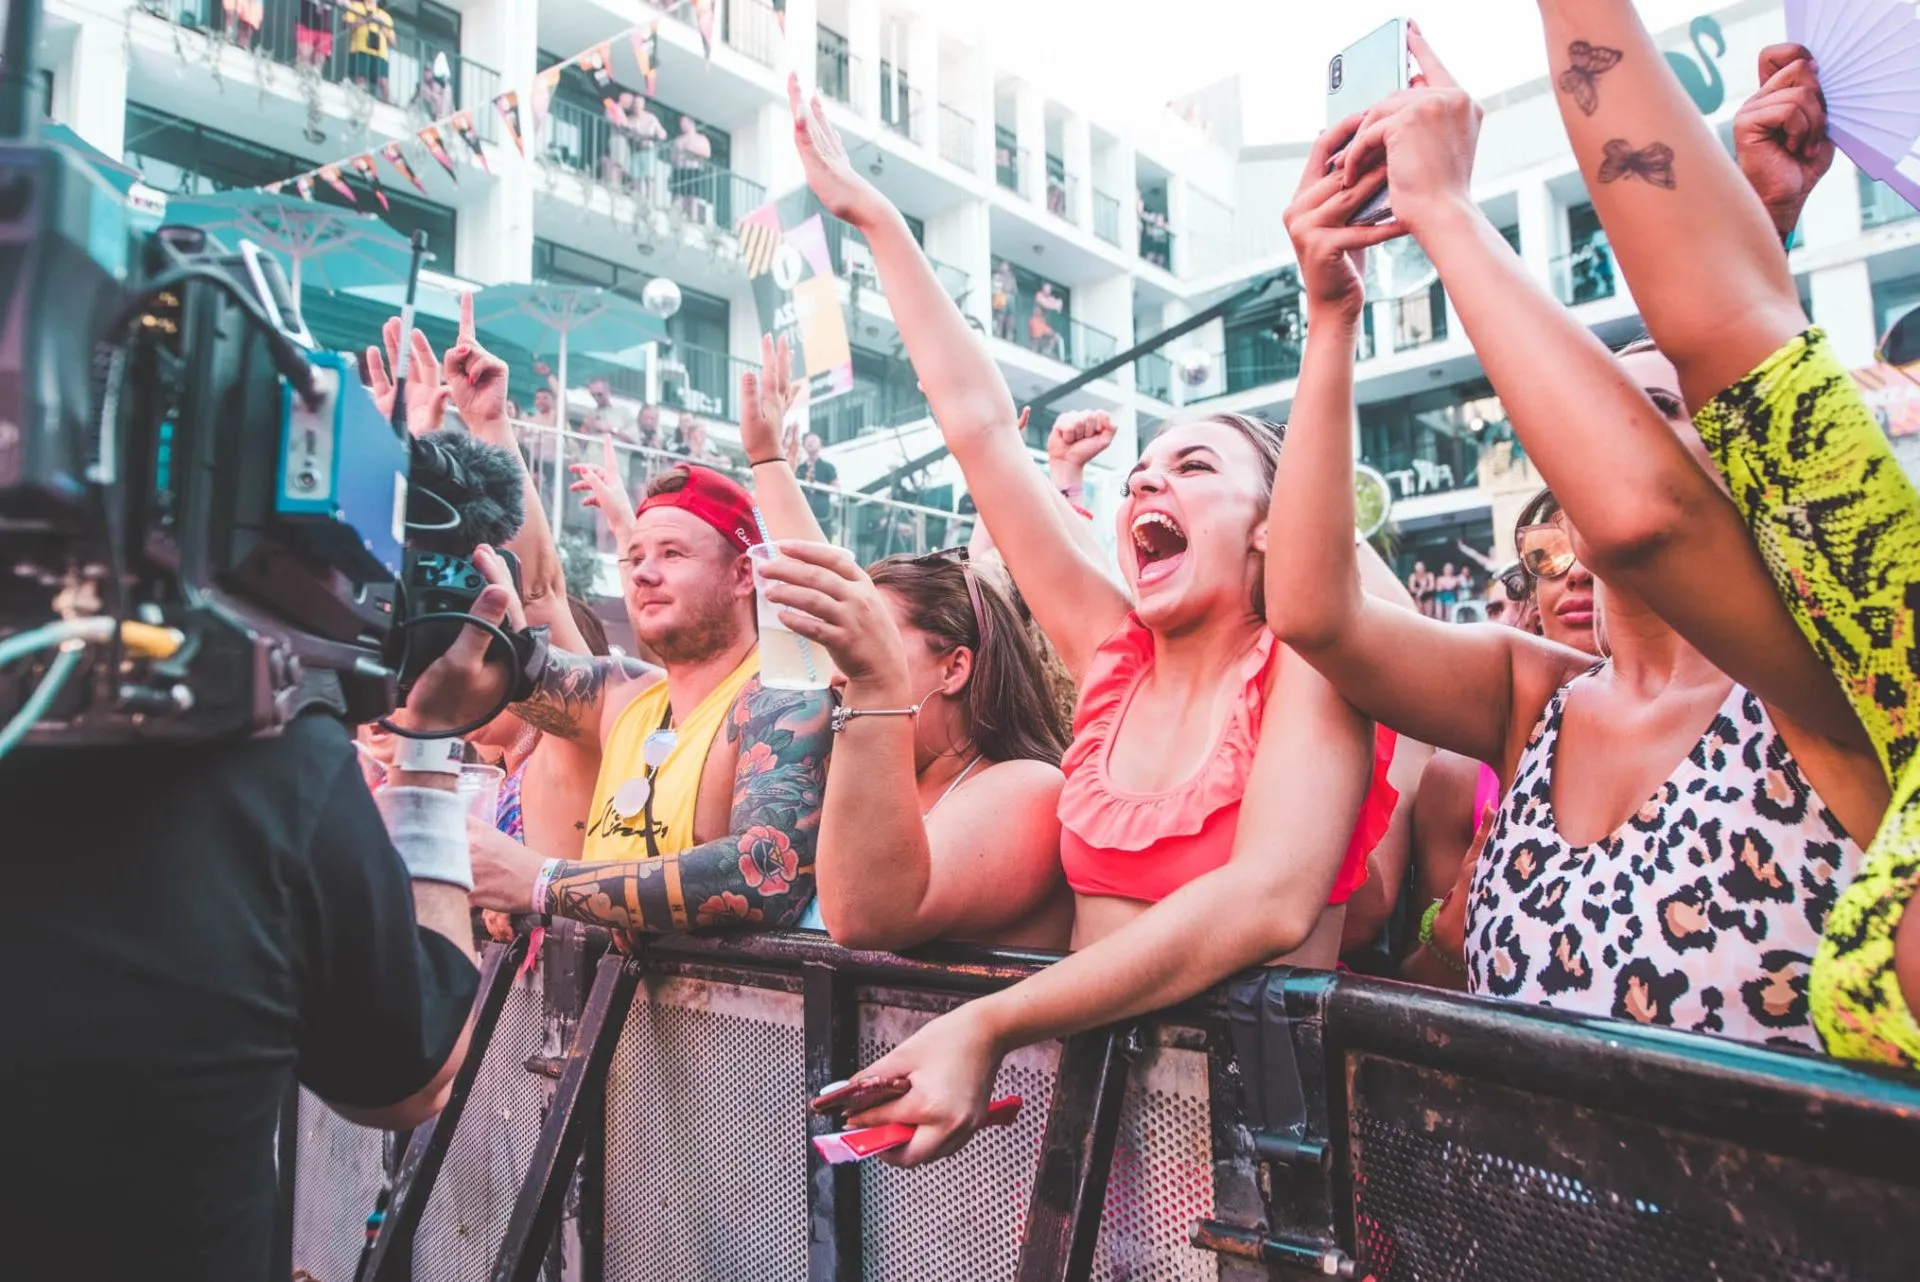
459,464,833,933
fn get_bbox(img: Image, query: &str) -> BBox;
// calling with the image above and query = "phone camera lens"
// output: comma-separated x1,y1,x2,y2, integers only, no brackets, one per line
1328,55,1343,92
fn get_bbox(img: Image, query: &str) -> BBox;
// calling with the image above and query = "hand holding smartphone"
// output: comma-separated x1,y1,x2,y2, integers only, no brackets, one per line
1327,17,1412,226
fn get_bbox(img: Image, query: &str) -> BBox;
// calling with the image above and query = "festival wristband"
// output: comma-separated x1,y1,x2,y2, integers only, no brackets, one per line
393,735,464,776
531,858,564,916
1418,897,1467,973
374,786,474,890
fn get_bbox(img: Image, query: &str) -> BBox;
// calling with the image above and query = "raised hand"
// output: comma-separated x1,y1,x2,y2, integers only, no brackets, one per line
739,332,800,464
1285,115,1409,319
366,318,452,436
444,290,513,430
1047,411,1118,470
755,541,911,691
787,72,883,226
1337,24,1483,241
1733,45,1834,241
569,435,637,549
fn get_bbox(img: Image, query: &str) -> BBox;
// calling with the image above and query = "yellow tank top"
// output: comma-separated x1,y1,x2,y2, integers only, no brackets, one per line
582,650,759,864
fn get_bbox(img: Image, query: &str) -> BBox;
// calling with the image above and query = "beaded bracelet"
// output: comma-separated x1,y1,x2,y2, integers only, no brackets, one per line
1418,896,1467,974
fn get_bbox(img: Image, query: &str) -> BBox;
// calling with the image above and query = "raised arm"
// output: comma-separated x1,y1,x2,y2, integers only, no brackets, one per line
469,681,834,930
835,647,1374,1165
786,75,1126,678
758,541,1065,949
1531,0,1807,410
1265,115,1571,768
1361,27,1871,750
738,333,827,544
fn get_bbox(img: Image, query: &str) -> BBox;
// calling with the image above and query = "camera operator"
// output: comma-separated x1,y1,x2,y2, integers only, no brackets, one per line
0,599,513,1280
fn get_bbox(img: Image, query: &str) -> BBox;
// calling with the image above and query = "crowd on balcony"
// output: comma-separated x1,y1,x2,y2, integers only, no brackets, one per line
49,14,1920,1268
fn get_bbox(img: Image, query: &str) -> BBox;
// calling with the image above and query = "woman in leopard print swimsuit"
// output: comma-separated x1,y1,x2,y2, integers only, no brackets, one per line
1266,24,1888,1050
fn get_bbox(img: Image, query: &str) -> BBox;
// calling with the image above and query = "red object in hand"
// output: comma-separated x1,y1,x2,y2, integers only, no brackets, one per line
810,1095,1023,1164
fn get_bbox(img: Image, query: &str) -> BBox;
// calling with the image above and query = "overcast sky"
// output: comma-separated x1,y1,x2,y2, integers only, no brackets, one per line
919,0,1733,144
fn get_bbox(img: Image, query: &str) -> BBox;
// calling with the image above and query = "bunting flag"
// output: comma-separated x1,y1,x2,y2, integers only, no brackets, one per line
532,65,563,134
294,174,315,202
630,23,660,97
692,0,717,59
264,180,286,195
581,41,615,91
449,110,489,173
318,164,357,205
382,141,427,195
493,89,526,157
350,154,390,212
772,0,786,33
419,125,459,183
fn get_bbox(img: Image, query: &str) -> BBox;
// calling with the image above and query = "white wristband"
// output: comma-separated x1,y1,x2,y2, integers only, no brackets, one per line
375,786,474,890
394,736,464,776
531,858,564,916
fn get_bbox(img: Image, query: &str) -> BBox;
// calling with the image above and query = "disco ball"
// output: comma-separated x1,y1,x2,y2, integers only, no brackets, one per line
641,277,682,320
1176,350,1213,387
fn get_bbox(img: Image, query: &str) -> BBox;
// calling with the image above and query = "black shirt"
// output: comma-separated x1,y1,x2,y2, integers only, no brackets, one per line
799,456,838,521
0,712,479,1281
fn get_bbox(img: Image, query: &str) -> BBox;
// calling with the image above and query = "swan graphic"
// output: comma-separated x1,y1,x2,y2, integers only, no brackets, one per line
1665,15,1728,115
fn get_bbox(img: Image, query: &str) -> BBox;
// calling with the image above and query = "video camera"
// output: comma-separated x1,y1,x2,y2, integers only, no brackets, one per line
0,140,546,752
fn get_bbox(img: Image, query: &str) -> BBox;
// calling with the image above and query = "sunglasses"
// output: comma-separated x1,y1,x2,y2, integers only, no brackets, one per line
1515,519,1577,581
910,545,991,650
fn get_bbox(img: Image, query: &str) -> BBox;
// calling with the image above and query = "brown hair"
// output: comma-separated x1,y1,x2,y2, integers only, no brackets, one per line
568,596,610,656
1169,412,1288,617
972,551,1080,733
867,555,1068,766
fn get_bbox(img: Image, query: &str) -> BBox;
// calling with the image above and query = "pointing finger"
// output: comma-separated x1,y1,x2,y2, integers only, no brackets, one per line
1406,22,1458,90
459,290,476,344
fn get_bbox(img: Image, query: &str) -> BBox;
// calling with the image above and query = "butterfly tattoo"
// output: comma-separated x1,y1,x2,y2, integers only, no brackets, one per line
1598,139,1678,189
1557,41,1624,116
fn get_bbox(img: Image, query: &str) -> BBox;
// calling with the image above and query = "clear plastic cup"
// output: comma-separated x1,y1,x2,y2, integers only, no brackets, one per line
748,544,831,691
456,763,506,825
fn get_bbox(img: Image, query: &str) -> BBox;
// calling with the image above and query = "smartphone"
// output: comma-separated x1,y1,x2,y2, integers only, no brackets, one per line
808,1076,912,1115
1326,17,1410,226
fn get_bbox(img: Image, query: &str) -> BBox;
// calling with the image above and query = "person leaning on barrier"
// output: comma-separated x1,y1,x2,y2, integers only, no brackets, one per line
0,599,518,1279
737,335,1075,950
448,463,833,935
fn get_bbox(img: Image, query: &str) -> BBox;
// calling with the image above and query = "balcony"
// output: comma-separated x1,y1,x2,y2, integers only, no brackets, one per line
879,81,921,139
938,106,975,171
1861,171,1920,230
720,0,784,68
996,143,1026,196
1093,190,1121,245
539,99,765,232
1139,214,1173,270
1046,170,1079,225
1136,351,1172,402
140,1,501,140
1364,446,1480,500
1551,238,1617,306
1390,286,1450,352
810,385,933,445
819,49,866,113
828,222,969,301
1069,318,1119,370
658,342,753,421
1188,341,1303,400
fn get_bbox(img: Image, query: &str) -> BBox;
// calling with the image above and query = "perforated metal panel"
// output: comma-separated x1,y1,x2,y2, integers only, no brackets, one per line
602,974,810,1281
412,965,551,1282
1089,1045,1219,1282
857,1003,1062,1282
1349,1053,1920,1282
290,1088,387,1282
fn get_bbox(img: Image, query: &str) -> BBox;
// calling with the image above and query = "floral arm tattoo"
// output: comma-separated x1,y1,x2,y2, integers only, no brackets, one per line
513,649,654,742
540,678,833,932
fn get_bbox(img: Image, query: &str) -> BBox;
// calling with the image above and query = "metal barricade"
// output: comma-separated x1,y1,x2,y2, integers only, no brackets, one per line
288,1086,389,1282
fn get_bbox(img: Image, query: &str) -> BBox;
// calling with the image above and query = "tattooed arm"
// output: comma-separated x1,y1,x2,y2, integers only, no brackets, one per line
510,648,657,745
496,680,832,932
1535,0,1805,411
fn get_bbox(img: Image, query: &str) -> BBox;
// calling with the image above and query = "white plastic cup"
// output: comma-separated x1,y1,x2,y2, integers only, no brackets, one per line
456,763,506,826
747,544,830,690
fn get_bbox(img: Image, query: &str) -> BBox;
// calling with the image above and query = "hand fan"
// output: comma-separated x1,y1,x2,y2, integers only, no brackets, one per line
1784,0,1920,213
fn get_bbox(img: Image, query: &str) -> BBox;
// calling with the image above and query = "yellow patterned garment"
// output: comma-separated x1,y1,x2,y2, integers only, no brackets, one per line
1693,328,1920,1066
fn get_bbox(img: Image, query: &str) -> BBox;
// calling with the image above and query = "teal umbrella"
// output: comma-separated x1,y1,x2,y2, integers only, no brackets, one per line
473,283,669,518
163,190,418,303
44,122,140,194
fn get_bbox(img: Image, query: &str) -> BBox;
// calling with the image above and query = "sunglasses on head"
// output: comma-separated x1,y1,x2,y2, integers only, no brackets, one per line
1515,519,1577,581
910,545,991,649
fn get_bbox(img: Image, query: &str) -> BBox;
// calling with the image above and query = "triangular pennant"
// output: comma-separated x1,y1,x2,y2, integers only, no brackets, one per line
419,125,459,183
693,0,716,59
294,174,315,202
382,141,428,195
581,41,615,91
449,110,489,173
630,23,659,97
264,180,286,195
532,65,563,134
350,154,390,212
493,89,525,157
319,164,357,205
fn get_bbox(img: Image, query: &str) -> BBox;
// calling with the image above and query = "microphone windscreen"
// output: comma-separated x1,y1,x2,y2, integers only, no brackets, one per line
408,428,526,555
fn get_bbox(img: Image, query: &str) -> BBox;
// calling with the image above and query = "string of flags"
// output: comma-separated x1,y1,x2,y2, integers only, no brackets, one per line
261,4,739,211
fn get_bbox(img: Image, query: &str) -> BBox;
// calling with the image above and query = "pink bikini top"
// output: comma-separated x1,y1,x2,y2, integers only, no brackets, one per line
1057,616,1398,905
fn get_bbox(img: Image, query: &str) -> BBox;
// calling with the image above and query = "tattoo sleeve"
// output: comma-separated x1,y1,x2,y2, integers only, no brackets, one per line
540,678,833,932
513,649,652,742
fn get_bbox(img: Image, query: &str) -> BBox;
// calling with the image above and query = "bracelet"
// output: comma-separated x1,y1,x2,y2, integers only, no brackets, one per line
749,457,789,468
1418,895,1467,973
531,857,564,916
830,702,919,734
1057,483,1084,500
